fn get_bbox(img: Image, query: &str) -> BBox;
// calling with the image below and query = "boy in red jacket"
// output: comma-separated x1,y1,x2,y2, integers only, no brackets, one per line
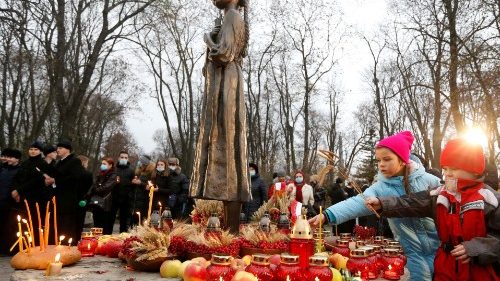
366,138,499,281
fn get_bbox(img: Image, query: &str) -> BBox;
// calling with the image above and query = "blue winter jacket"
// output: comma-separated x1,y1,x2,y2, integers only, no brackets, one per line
324,158,441,281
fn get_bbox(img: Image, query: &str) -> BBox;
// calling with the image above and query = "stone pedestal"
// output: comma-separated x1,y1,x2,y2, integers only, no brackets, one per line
11,256,180,281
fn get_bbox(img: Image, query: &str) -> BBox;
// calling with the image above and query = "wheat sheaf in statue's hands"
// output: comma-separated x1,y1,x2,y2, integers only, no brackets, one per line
365,197,382,211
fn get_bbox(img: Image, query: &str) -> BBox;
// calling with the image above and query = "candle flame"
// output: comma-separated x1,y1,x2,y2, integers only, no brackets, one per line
219,277,223,281
28,237,32,243
22,219,28,224
158,202,161,206
136,211,140,215
357,271,361,276
59,235,65,242
286,276,291,281
24,231,29,236
388,265,392,270
87,243,91,250
41,229,44,233
68,238,72,245
55,253,60,263
17,232,20,237
315,277,320,281
147,180,153,186
17,215,21,222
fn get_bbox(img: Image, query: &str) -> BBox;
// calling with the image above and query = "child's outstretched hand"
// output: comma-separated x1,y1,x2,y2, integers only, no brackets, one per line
451,244,470,264
308,213,325,227
365,197,382,210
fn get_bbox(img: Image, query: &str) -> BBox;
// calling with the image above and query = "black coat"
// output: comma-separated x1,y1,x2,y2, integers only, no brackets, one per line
54,154,84,214
12,155,55,204
113,163,134,203
243,174,267,220
154,168,188,208
0,163,20,208
90,170,116,211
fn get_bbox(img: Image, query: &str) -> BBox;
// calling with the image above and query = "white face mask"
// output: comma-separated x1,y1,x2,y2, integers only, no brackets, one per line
156,167,165,173
169,165,176,171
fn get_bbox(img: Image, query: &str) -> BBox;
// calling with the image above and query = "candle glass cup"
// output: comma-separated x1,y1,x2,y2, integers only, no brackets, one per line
275,254,303,281
206,254,235,281
332,240,351,257
382,248,405,275
245,254,274,281
307,255,332,281
77,232,98,257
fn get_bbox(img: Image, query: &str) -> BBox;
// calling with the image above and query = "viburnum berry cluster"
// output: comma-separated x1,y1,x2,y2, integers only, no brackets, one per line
240,238,288,250
353,225,377,240
183,240,240,256
120,236,143,259
168,236,186,255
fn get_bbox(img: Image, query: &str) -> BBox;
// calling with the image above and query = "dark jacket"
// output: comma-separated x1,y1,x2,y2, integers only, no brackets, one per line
12,155,55,203
54,154,84,213
379,185,500,268
89,169,117,212
113,163,134,203
244,174,267,219
312,184,327,212
153,171,180,208
0,163,20,208
132,163,155,212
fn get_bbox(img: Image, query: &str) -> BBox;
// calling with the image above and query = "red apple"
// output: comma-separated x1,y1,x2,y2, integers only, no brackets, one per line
183,261,208,281
269,254,281,266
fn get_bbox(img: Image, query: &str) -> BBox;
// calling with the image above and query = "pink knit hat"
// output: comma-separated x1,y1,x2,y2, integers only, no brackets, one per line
376,131,414,163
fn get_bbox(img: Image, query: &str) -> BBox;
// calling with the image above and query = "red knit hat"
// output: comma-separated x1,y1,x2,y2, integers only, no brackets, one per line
376,131,414,163
440,138,485,175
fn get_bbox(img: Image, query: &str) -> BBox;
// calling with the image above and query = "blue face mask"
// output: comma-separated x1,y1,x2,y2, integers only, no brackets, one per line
249,170,256,176
100,164,108,171
295,177,303,183
119,159,128,166
157,167,165,173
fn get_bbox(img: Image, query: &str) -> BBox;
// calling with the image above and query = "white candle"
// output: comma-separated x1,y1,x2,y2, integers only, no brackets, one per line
46,253,62,276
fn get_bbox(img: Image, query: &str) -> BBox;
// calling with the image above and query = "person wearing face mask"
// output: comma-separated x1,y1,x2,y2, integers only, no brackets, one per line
242,163,268,221
165,158,190,219
88,157,117,234
131,154,155,226
287,171,314,208
151,160,170,212
110,151,135,233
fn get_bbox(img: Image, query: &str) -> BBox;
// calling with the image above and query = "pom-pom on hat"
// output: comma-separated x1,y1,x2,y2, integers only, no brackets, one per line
440,138,485,175
376,131,415,163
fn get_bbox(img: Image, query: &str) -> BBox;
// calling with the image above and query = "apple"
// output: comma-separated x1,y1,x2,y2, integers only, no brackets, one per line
191,257,210,268
160,259,182,278
178,260,192,278
269,254,281,266
329,253,348,270
331,268,342,281
183,261,208,281
231,270,258,281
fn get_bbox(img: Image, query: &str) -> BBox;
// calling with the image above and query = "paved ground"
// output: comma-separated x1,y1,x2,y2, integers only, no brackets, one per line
0,256,14,281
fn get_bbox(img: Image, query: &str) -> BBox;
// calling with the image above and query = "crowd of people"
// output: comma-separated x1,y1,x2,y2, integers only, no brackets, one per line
1,131,498,281
0,139,191,255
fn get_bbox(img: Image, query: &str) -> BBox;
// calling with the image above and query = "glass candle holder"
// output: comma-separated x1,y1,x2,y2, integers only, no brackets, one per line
332,239,351,257
358,246,378,279
307,255,332,281
373,236,384,245
77,232,98,257
246,254,274,281
366,244,384,273
161,208,174,231
289,238,315,269
90,227,103,237
340,233,352,240
382,248,404,275
383,264,401,280
275,254,303,281
206,254,235,281
347,248,376,279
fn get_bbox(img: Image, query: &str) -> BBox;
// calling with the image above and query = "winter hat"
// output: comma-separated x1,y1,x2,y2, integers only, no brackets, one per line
2,148,22,159
30,140,44,151
249,163,259,174
440,138,485,175
139,154,151,165
57,138,73,151
276,170,286,177
376,131,414,163
43,145,56,155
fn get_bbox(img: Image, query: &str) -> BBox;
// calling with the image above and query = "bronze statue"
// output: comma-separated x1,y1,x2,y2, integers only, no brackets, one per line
189,0,251,233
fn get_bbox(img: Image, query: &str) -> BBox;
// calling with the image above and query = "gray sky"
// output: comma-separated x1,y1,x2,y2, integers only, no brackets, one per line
126,0,389,153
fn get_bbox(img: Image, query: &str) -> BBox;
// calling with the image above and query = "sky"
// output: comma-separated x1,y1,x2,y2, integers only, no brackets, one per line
125,0,389,153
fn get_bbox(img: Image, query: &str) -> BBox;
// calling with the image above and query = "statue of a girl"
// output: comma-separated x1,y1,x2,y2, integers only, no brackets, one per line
190,0,251,233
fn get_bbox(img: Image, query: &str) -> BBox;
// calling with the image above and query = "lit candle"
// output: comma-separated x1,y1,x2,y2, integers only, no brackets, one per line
21,219,33,248
147,181,154,221
17,216,23,252
40,229,45,251
383,265,401,280
59,235,65,246
67,238,73,249
45,253,62,276
158,202,162,216
136,211,141,226
52,197,58,245
286,276,291,281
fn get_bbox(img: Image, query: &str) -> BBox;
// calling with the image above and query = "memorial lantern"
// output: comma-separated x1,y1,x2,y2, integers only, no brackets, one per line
289,215,314,269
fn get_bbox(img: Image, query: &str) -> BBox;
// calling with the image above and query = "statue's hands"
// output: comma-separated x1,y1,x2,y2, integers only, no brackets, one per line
204,33,217,50
365,197,382,211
